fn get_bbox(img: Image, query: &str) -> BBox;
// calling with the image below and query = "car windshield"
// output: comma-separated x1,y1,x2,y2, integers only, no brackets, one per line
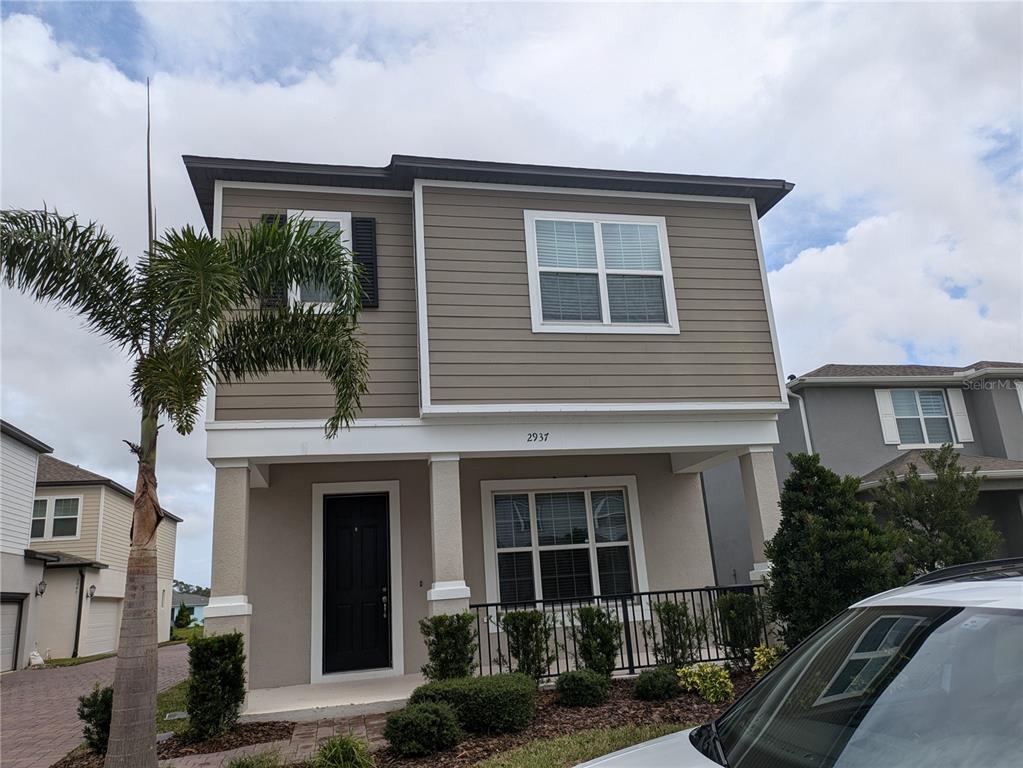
712,605,1023,768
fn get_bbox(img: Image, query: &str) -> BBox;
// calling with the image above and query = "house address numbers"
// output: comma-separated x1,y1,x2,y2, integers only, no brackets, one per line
526,432,550,443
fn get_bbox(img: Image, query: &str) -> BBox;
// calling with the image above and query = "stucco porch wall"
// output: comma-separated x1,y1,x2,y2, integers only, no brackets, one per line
245,452,714,690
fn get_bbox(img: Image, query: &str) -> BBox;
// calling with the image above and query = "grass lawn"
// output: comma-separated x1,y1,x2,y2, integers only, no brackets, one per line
156,679,190,736
162,626,204,645
475,724,687,768
45,651,116,667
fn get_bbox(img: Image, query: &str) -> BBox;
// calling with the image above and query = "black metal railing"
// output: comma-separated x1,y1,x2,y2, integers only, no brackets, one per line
470,584,769,679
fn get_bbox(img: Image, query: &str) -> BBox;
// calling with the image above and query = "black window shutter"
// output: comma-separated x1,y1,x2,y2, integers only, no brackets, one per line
260,213,288,308
351,217,379,308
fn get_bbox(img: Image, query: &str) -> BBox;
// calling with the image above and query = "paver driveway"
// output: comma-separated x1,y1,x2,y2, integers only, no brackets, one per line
0,643,189,768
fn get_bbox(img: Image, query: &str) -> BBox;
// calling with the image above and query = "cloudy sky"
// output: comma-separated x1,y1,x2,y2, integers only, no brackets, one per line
2,1,1020,585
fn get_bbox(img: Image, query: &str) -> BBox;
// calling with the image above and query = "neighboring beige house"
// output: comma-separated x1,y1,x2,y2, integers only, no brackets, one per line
1,420,53,671
186,154,792,703
29,455,180,658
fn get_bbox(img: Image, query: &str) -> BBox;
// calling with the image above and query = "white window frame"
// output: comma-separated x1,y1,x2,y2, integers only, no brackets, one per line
523,210,680,335
480,476,649,604
890,389,959,449
31,495,83,541
285,210,353,309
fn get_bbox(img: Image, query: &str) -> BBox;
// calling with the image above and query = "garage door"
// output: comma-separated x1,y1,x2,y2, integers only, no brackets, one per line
82,598,120,656
1,600,22,671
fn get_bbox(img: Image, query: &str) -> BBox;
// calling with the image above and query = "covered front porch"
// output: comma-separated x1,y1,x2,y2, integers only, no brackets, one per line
204,417,783,715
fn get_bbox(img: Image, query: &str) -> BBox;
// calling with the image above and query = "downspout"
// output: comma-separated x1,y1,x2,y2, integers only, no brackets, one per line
788,390,813,454
72,568,86,658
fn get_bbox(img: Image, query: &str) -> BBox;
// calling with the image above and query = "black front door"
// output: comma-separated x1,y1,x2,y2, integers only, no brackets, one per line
323,493,391,673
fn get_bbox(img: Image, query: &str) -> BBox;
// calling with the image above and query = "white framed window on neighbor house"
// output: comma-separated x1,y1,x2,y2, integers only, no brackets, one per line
874,388,972,448
523,211,680,334
286,210,353,306
31,496,82,540
481,477,649,605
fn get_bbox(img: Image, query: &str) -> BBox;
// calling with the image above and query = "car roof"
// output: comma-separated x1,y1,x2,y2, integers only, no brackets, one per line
853,559,1023,611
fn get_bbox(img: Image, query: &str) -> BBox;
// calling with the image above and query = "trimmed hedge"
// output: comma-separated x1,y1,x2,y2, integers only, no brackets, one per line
419,612,477,681
186,631,247,741
555,669,611,707
633,666,681,701
384,702,462,757
573,606,622,678
409,673,536,734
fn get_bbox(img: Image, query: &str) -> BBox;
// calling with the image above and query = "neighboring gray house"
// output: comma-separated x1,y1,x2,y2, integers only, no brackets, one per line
704,361,1023,584
171,591,207,627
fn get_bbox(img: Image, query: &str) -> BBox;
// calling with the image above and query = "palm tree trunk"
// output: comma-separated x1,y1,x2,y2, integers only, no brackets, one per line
105,405,164,768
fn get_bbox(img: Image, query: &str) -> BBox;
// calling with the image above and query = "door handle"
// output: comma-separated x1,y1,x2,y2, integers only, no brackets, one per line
381,588,388,619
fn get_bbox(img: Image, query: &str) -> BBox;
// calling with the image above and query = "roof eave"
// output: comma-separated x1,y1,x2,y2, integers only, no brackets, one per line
789,366,1023,391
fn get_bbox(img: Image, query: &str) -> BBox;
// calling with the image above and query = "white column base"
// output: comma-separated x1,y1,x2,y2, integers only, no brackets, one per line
205,594,253,618
426,580,471,601
749,562,771,582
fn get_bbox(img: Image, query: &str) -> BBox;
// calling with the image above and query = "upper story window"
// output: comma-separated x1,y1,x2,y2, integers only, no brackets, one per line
286,210,353,306
31,496,81,539
523,211,679,335
875,388,973,448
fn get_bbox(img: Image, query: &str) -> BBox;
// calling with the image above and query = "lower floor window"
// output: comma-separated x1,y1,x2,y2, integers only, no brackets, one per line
494,488,635,604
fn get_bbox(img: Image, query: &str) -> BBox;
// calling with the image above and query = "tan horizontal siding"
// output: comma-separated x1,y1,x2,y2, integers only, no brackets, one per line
99,489,133,570
214,188,419,421
32,486,101,561
423,186,781,405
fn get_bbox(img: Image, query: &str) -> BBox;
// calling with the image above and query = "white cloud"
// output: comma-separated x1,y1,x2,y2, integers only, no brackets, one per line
1,3,1020,582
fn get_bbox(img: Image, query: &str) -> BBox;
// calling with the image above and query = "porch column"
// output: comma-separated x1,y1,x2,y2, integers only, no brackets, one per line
205,463,253,682
739,446,782,582
427,454,470,615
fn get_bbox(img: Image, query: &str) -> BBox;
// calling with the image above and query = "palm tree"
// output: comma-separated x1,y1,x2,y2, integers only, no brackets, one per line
1,209,368,767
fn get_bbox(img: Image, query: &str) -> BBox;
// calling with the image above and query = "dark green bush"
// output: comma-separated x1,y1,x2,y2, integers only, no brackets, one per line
419,612,477,681
715,591,763,668
77,684,113,754
384,702,462,757
312,734,375,768
186,631,247,742
634,666,681,701
573,606,622,678
409,673,535,734
501,609,555,681
555,669,611,707
174,603,194,629
648,601,704,667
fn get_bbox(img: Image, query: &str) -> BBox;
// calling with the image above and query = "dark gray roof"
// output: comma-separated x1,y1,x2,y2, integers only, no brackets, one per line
1,420,52,454
183,153,794,232
37,455,183,522
172,591,209,608
859,450,1023,488
800,361,1023,379
24,549,108,569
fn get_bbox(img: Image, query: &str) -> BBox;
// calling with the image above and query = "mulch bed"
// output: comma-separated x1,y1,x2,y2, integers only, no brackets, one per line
50,722,295,768
376,673,754,767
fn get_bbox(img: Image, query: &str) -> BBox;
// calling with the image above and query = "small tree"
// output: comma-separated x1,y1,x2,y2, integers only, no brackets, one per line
766,453,897,647
419,612,477,680
174,603,193,629
872,444,1002,577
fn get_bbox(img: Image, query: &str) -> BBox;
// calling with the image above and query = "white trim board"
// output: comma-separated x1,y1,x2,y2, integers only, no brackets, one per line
217,180,413,199
479,475,649,605
748,200,788,405
310,480,404,684
413,180,432,411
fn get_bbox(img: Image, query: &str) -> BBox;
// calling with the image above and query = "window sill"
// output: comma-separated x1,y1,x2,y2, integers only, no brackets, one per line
896,443,962,451
531,322,680,335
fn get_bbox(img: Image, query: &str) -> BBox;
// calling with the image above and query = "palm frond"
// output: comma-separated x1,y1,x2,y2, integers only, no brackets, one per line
0,208,142,352
131,343,206,435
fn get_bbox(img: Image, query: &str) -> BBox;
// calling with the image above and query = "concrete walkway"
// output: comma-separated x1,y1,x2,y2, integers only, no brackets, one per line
0,643,190,768
157,715,388,768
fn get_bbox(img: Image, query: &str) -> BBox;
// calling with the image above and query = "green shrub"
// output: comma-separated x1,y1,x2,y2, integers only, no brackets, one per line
647,601,704,667
767,453,898,647
174,603,194,629
409,673,535,734
555,669,611,707
752,644,783,679
419,612,477,681
715,591,763,668
77,684,113,754
573,606,622,678
384,702,462,757
186,631,246,742
678,663,734,705
633,667,680,701
312,734,376,768
225,752,283,768
501,610,555,681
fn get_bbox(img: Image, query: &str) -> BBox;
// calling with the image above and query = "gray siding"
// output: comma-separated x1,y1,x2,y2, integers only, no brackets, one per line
422,186,782,405
214,188,419,421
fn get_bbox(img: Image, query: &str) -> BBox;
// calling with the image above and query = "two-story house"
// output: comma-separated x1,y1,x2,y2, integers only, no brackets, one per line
186,154,793,706
28,455,180,657
1,420,53,671
704,362,1023,584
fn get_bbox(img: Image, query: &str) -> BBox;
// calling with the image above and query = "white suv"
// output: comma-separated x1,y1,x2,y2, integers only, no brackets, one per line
580,559,1023,767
